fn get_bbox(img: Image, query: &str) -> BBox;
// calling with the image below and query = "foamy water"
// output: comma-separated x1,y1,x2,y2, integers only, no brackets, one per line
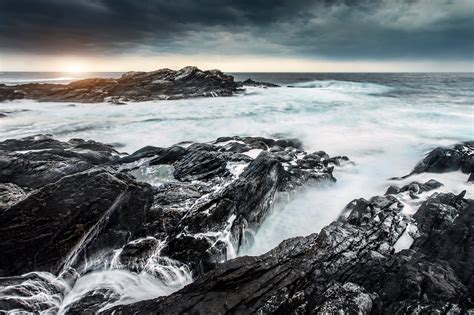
1,73,473,310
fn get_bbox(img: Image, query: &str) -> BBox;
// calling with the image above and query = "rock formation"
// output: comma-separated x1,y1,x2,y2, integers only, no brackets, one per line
395,141,473,182
0,134,342,313
0,136,472,314
106,183,474,314
0,67,239,103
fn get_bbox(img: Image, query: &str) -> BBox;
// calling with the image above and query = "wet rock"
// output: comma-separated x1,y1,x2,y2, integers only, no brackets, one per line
385,179,443,196
410,142,474,175
63,288,120,314
0,135,119,189
0,271,76,313
173,150,229,181
239,78,280,88
106,188,474,314
0,134,350,313
0,134,68,151
148,146,187,165
0,169,131,276
0,182,26,209
385,185,400,195
118,146,163,164
0,66,239,103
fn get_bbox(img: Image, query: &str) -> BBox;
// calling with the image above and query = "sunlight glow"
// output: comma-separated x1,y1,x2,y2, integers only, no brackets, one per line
65,63,85,73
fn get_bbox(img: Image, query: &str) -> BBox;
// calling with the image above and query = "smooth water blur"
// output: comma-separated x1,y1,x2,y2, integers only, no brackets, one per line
1,73,473,256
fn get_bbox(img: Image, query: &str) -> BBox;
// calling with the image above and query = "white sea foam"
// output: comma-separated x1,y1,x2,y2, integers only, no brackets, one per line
291,80,392,94
0,77,79,85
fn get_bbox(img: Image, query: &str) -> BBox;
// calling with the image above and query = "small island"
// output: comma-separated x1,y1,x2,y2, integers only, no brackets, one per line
0,66,243,103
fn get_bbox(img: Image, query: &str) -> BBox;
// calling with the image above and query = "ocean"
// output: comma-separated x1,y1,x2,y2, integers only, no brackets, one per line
0,71,473,309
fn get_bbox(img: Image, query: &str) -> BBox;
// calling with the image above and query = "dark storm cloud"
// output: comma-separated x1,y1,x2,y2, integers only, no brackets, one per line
0,0,472,59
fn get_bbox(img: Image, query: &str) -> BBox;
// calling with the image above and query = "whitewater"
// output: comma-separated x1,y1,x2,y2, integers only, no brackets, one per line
0,72,473,312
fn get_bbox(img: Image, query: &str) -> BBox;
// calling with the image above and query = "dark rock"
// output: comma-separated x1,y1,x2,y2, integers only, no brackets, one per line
0,169,129,276
386,179,444,196
0,182,26,209
0,66,239,103
149,146,187,165
0,134,68,151
239,78,280,88
105,189,474,314
118,146,163,164
385,185,400,195
275,138,303,149
0,135,119,189
0,134,351,313
313,150,330,159
410,142,474,175
323,155,351,167
0,270,77,313
173,150,229,181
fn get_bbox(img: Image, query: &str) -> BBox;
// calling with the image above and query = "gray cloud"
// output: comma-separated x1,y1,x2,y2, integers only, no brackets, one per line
0,0,472,59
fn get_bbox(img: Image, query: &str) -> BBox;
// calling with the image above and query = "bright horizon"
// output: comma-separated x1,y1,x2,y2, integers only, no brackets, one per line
1,54,473,73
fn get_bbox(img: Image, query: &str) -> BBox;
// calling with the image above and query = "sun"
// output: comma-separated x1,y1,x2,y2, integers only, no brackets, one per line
65,63,85,73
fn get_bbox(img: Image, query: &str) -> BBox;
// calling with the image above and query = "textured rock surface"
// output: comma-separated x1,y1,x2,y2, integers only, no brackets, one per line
239,78,280,88
0,66,239,103
106,188,473,314
403,141,474,181
1,133,472,314
0,134,341,313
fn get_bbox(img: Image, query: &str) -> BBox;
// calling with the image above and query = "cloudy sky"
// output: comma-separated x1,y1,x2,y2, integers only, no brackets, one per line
0,0,473,72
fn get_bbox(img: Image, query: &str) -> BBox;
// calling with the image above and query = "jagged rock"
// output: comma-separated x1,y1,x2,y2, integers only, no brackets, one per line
0,169,136,276
2,131,472,314
105,189,474,314
239,78,280,88
173,150,229,181
148,146,187,165
0,67,239,103
385,179,443,196
0,134,68,151
410,142,474,176
0,183,26,209
0,134,345,313
0,135,119,189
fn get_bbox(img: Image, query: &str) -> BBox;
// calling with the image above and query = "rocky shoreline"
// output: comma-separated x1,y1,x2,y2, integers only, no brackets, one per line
0,67,279,104
0,135,472,313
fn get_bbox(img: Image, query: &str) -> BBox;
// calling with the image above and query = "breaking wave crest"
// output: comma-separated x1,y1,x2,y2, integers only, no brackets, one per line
291,80,392,94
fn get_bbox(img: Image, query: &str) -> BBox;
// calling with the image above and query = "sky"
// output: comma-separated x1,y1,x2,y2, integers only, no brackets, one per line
0,0,473,72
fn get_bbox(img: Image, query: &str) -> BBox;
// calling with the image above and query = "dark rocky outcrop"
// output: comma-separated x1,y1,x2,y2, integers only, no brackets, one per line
239,78,280,88
1,133,472,314
0,134,342,313
0,134,119,189
106,189,474,314
0,168,153,276
0,67,239,103
396,142,474,181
